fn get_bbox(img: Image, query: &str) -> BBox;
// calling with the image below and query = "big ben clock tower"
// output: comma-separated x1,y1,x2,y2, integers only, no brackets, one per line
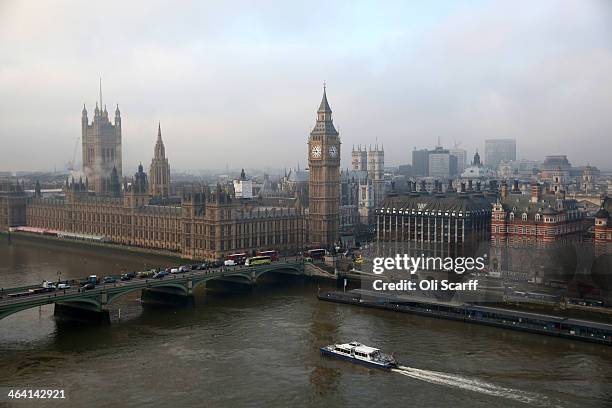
308,85,341,247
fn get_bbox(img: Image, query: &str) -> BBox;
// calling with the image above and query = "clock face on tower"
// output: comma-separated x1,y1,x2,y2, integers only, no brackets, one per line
328,145,338,158
311,144,322,159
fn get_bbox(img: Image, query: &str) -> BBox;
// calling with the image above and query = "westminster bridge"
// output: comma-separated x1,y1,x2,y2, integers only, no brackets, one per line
0,259,320,323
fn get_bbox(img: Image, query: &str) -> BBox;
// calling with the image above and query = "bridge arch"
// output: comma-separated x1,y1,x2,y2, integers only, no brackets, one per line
253,264,303,283
0,296,101,322
106,282,190,305
191,273,253,291
0,303,52,322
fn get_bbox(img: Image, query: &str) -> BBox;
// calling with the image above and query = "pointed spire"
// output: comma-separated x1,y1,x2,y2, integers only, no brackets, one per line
82,103,87,115
318,82,332,113
157,121,162,140
115,104,120,115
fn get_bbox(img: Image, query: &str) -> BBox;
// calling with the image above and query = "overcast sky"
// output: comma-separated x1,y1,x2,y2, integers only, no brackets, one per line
1,0,611,173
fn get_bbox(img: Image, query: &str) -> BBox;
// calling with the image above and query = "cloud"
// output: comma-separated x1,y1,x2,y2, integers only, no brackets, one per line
0,0,611,172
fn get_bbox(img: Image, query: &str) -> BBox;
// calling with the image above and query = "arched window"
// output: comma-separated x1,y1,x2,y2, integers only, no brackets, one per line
522,213,528,221
509,212,515,221
535,213,541,221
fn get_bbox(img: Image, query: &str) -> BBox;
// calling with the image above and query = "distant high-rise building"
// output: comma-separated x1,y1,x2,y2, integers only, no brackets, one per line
397,164,412,176
428,147,458,178
484,139,516,168
81,89,122,194
449,148,467,173
149,123,171,198
412,148,429,176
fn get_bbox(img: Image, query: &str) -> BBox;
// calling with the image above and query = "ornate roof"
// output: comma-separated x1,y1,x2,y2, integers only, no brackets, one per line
311,85,338,136
497,190,579,220
318,86,332,113
378,192,494,214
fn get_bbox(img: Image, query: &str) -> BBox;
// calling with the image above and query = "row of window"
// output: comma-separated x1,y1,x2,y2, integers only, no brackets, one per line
493,224,583,235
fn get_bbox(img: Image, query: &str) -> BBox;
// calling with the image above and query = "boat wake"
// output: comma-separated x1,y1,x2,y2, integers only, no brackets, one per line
392,366,552,406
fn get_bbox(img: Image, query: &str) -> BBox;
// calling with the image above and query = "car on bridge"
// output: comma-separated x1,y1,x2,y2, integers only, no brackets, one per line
103,276,117,284
153,271,170,279
57,283,71,289
82,283,95,290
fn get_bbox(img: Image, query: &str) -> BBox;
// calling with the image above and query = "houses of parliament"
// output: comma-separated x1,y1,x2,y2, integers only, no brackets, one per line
0,88,342,259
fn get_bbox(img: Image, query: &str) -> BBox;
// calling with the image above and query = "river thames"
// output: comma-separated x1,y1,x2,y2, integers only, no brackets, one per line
1,236,611,407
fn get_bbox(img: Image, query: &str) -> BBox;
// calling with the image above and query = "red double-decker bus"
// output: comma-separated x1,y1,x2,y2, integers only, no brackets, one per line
257,250,278,261
226,253,247,265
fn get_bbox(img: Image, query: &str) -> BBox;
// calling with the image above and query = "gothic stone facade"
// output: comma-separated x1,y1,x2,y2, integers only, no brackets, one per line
0,181,27,230
82,102,122,195
21,179,306,260
308,87,341,247
149,123,171,198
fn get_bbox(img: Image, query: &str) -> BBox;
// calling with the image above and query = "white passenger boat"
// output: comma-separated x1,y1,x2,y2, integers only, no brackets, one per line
320,341,397,369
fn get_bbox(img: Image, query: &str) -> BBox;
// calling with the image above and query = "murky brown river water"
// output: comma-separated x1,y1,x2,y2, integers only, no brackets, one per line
1,236,611,407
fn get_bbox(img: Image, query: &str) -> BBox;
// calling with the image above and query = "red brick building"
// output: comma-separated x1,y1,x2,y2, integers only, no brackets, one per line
491,181,586,246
